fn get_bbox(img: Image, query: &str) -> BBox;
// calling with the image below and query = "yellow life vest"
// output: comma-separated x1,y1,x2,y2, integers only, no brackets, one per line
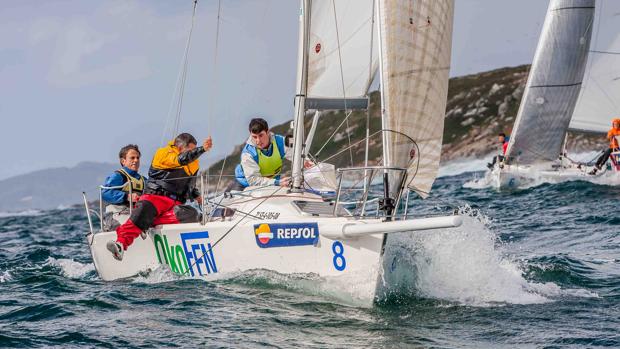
116,168,145,194
257,139,282,178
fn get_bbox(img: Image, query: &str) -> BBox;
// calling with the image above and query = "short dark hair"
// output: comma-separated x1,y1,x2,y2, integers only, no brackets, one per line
174,133,197,147
249,118,269,134
498,132,507,138
119,144,140,166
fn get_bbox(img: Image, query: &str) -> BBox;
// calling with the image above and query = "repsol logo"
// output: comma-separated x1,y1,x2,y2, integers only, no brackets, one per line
153,231,218,276
254,223,319,248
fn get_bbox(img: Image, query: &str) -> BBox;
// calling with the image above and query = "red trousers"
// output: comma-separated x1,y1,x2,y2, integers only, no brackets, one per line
116,194,181,250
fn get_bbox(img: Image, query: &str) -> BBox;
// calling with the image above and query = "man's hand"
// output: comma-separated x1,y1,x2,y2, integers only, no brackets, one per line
303,160,315,169
203,136,213,151
130,193,140,203
279,177,291,187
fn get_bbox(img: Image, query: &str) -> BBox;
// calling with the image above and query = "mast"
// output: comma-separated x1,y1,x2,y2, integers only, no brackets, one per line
375,0,394,219
291,0,311,191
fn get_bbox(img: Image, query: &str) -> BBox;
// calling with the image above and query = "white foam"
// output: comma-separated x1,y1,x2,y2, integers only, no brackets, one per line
438,156,491,178
131,265,190,284
461,150,619,190
0,270,12,283
381,207,594,306
0,210,43,218
462,173,494,189
46,257,95,279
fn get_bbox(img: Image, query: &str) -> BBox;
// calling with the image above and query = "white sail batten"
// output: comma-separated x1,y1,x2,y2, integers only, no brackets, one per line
378,0,454,198
306,0,378,104
506,0,595,164
570,0,620,134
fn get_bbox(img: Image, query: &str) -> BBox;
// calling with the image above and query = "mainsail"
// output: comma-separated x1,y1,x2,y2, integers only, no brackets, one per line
378,0,454,198
570,0,620,133
506,0,595,164
292,0,454,199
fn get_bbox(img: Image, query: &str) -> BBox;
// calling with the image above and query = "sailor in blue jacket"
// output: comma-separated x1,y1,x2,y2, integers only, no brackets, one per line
102,144,146,207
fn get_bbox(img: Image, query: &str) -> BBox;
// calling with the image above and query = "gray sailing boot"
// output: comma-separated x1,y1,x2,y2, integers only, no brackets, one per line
106,241,124,261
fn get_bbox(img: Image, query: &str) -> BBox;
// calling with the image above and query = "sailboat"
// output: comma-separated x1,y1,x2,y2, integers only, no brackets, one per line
489,0,620,190
84,0,459,303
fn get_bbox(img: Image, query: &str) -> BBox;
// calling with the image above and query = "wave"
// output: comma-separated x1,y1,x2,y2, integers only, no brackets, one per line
0,270,12,283
438,157,490,178
45,257,95,279
0,210,43,218
379,206,596,306
216,268,377,308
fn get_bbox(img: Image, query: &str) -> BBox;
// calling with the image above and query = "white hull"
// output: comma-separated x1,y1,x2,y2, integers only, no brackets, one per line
489,163,620,190
87,187,461,303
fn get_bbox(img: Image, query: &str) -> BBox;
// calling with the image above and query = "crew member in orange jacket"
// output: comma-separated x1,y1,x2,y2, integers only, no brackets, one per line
107,133,213,260
589,118,620,175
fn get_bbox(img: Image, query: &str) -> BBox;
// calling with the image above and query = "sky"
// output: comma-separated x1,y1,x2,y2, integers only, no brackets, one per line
0,0,549,180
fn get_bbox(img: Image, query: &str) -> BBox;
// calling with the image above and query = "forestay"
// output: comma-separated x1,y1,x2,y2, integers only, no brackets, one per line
306,0,378,103
506,0,594,164
378,0,454,198
570,0,620,133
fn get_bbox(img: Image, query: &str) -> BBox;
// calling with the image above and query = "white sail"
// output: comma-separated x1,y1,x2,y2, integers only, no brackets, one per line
570,0,620,133
306,0,378,102
378,0,454,198
506,0,594,164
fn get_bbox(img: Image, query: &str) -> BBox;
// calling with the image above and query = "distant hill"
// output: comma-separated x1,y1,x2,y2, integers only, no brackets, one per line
0,162,117,212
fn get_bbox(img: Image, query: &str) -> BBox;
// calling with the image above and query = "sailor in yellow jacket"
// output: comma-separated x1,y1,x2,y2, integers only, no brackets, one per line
107,133,213,261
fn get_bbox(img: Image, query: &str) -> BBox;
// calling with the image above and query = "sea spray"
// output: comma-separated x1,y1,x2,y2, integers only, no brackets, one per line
378,206,582,306
45,257,96,279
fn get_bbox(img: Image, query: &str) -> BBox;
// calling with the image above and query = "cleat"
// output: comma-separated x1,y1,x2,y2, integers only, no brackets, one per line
140,231,147,240
106,241,124,261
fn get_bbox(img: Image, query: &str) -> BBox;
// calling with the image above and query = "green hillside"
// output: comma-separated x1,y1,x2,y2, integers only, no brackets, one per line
208,64,607,183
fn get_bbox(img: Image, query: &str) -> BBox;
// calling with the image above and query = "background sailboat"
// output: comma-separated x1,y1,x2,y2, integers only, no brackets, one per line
488,0,620,189
570,0,620,133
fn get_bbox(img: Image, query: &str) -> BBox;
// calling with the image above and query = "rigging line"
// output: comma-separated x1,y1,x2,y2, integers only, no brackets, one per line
161,0,199,143
590,50,620,55
214,155,228,195
580,0,603,101
320,129,384,163
314,109,354,156
182,187,283,276
174,1,198,135
211,0,226,193
331,0,354,166
208,0,222,131
590,75,620,112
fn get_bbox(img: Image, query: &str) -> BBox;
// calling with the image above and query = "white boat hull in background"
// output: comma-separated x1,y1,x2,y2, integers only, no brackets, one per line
87,188,461,303
489,163,620,190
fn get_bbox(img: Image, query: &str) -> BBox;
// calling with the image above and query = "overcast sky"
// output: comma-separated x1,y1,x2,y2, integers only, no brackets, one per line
0,0,548,180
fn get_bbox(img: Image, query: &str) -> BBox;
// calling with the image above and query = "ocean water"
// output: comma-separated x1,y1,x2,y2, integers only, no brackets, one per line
1,169,619,348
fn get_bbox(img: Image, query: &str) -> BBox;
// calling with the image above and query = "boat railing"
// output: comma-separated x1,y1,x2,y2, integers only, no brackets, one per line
83,183,135,234
334,166,408,219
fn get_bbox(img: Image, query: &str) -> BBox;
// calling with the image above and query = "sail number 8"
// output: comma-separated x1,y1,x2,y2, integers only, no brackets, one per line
331,241,346,271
